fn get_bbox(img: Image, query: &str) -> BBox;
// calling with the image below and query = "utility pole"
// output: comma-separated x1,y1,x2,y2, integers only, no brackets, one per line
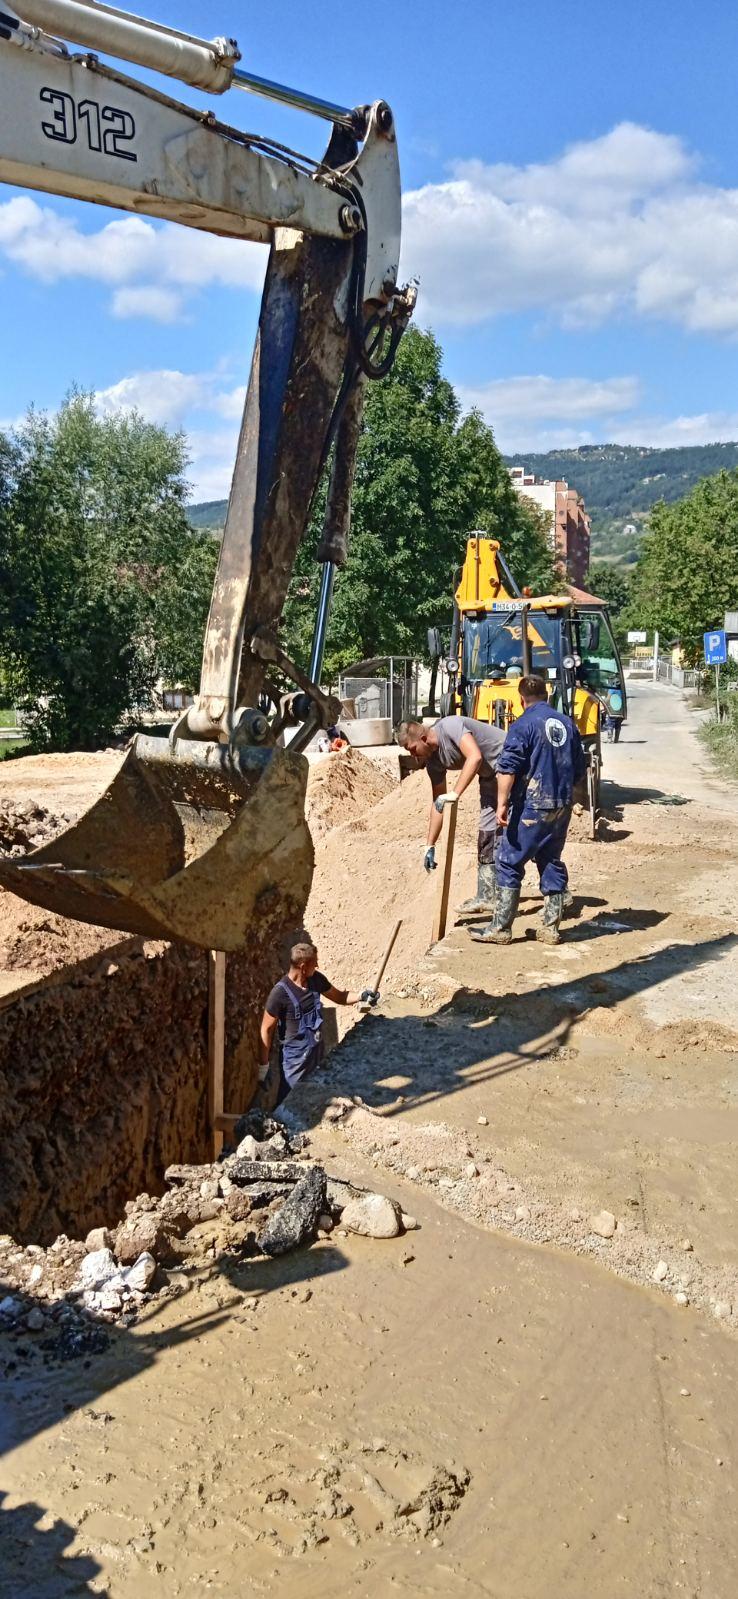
652,629,659,682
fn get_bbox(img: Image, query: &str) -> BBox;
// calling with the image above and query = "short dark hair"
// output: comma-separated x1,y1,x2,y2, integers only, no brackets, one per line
518,675,548,700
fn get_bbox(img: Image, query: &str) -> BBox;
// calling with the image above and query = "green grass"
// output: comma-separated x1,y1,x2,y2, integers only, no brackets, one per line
699,698,738,780
0,707,17,728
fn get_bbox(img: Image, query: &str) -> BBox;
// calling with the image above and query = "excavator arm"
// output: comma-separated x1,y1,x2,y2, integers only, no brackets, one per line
0,2,415,949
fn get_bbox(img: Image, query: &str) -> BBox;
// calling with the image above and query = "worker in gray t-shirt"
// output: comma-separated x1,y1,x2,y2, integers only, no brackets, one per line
397,715,506,920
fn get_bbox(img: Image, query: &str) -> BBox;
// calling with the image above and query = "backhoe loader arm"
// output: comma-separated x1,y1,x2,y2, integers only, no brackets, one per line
0,3,415,950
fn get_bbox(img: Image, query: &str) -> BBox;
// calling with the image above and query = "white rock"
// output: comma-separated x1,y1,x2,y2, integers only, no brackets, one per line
406,1166,420,1181
236,1135,260,1160
401,1214,419,1231
674,1292,689,1306
96,1287,123,1313
681,1238,694,1252
219,1176,233,1198
85,1227,112,1252
78,1248,118,1289
466,1163,479,1179
125,1252,156,1292
570,1208,582,1222
477,1116,489,1126
713,1301,732,1321
26,1307,46,1331
652,1260,669,1283
28,1263,44,1287
515,1205,531,1222
340,1193,401,1240
589,1210,616,1240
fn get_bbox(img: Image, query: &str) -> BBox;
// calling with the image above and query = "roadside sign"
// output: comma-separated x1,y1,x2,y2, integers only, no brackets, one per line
724,611,738,635
627,629,647,643
704,630,727,665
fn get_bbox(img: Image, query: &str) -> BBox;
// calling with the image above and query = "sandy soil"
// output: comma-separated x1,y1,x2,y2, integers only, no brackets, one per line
2,684,738,1595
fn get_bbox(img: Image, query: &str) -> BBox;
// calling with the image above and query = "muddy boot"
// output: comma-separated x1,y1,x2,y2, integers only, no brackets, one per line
562,887,574,917
537,891,565,945
471,887,519,945
456,864,497,921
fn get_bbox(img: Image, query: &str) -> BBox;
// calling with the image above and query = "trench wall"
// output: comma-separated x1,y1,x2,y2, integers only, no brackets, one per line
0,940,271,1245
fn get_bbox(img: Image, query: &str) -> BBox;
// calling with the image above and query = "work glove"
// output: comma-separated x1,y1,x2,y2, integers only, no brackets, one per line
360,988,380,1007
424,845,437,872
434,794,455,814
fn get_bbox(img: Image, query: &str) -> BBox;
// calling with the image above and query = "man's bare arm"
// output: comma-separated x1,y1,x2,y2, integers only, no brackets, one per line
496,773,515,826
259,1010,278,1068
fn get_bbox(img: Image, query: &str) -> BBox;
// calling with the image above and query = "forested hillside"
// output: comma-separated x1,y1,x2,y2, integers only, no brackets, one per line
504,442,738,563
191,441,738,566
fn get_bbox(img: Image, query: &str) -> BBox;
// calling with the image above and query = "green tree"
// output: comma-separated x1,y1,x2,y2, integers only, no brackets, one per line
627,470,738,660
282,328,556,675
0,394,216,749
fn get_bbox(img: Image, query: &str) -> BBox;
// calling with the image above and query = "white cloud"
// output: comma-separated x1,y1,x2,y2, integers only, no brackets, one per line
460,374,641,424
610,411,738,448
111,286,185,323
455,371,738,455
94,367,244,496
403,122,738,336
0,194,265,316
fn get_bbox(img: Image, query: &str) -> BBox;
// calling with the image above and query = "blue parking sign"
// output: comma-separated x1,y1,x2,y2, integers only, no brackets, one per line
704,630,728,665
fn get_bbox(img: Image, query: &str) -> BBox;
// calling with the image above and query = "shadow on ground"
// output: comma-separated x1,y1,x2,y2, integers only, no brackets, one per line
291,931,738,1126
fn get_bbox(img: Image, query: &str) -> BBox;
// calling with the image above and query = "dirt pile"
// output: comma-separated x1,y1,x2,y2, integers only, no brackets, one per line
305,747,395,838
305,769,479,994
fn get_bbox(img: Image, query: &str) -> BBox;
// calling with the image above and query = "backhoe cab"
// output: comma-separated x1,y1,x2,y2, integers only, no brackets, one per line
434,535,627,834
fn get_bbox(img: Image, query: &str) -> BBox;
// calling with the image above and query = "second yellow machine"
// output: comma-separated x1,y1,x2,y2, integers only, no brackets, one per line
432,535,627,835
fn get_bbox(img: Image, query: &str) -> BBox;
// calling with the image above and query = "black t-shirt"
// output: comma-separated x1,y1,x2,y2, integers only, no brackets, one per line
264,972,333,1043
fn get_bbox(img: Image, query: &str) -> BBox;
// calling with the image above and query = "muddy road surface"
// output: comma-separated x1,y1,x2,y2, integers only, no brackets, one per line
2,683,738,1597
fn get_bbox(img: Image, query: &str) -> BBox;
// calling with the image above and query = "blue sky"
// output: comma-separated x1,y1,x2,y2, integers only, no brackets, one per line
2,0,738,497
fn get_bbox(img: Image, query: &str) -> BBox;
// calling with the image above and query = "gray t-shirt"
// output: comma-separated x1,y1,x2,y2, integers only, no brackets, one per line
427,716,505,785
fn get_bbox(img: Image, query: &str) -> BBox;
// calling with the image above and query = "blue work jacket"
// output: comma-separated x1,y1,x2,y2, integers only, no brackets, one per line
497,701,586,814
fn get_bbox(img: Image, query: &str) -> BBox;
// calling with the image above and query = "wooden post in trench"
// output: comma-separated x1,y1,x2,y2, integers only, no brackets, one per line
207,950,226,1159
431,793,458,945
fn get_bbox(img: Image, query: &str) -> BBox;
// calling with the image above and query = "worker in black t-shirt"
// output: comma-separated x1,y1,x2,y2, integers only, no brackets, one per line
259,939,378,1105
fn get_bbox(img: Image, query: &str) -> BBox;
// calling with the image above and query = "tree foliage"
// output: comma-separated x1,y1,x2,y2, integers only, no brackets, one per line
282,328,557,676
626,470,738,660
0,394,217,749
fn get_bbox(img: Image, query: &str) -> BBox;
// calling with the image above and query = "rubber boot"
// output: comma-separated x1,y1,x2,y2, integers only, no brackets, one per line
456,863,497,921
471,886,520,945
562,887,574,916
537,891,565,945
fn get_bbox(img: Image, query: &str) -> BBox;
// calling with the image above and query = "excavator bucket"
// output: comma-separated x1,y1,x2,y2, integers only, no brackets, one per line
0,736,313,952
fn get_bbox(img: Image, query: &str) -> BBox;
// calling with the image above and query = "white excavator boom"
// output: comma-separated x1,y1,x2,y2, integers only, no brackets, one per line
0,1,416,950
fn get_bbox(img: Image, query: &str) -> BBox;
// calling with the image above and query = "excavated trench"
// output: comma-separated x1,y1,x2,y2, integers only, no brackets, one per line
0,747,401,1246
0,939,273,1244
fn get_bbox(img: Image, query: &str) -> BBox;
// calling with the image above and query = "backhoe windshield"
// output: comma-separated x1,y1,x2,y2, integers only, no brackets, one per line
576,611,624,692
462,611,560,681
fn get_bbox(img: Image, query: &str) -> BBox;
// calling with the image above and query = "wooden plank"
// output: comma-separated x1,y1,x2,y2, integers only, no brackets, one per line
214,1112,242,1131
207,949,226,1160
431,795,458,945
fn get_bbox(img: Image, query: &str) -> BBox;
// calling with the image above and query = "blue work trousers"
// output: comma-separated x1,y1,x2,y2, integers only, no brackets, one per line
497,805,572,894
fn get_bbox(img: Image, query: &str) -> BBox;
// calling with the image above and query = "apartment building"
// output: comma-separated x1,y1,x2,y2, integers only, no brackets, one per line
509,466,591,586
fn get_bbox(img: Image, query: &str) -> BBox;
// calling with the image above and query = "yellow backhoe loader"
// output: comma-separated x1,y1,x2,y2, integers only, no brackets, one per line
0,0,415,948
430,535,627,836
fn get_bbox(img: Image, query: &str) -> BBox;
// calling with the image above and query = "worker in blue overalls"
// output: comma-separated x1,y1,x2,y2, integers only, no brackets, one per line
473,674,585,947
259,940,378,1106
